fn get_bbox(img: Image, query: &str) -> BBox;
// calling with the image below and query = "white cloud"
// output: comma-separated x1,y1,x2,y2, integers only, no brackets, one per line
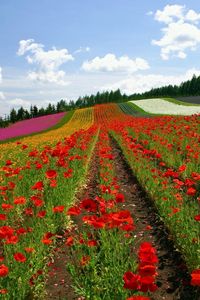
0,67,2,83
82,54,149,73
185,10,200,24
102,68,200,95
9,98,31,108
146,11,153,16
74,46,91,54
154,5,185,24
0,67,5,101
17,39,74,85
152,5,200,60
0,92,5,100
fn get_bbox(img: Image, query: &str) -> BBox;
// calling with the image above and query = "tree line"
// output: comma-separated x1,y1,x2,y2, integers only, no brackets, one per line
129,74,200,99
1,74,200,128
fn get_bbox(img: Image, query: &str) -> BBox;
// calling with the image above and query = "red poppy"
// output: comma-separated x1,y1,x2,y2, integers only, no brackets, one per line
6,160,12,166
66,236,74,246
139,276,158,292
178,165,186,172
37,210,46,218
5,235,19,244
0,264,9,277
31,181,44,190
42,238,52,245
45,170,57,179
1,203,13,211
186,187,196,196
0,289,8,294
25,247,35,253
123,271,139,290
13,252,26,263
115,193,125,203
0,226,14,239
24,207,34,216
14,196,26,205
52,206,65,213
194,214,200,221
0,214,7,221
191,269,200,286
138,264,157,277
67,206,81,216
31,196,44,207
87,240,97,247
126,296,150,300
50,179,57,187
80,199,98,212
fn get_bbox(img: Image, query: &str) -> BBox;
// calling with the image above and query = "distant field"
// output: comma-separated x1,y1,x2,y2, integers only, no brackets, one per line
176,96,200,104
130,98,200,115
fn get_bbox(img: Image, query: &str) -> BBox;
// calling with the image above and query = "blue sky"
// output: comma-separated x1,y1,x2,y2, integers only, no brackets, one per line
1,0,200,115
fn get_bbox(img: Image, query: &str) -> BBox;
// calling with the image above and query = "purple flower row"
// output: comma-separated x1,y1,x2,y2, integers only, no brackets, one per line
0,112,66,141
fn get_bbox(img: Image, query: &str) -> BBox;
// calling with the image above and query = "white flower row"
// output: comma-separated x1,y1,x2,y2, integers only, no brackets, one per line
130,99,200,115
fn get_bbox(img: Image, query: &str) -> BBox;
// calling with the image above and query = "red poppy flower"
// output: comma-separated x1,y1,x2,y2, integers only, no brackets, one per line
13,252,26,263
0,214,7,221
194,214,200,221
178,165,186,172
1,203,13,211
80,199,98,212
67,206,81,216
50,179,57,187
191,269,200,286
186,187,196,196
42,238,52,245
24,207,33,216
115,193,125,203
0,289,8,294
123,271,139,290
25,247,35,253
139,276,158,292
0,264,9,277
0,226,14,239
5,235,19,244
14,196,26,205
45,170,57,179
126,296,150,300
31,181,44,190
138,264,157,277
52,206,65,213
37,210,46,218
65,236,74,246
6,160,12,166
87,240,97,247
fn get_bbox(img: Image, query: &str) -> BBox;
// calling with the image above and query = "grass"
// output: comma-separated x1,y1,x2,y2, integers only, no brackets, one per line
0,110,75,144
163,97,200,106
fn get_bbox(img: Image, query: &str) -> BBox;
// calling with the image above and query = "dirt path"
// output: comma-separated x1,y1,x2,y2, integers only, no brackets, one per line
45,151,99,300
110,135,198,300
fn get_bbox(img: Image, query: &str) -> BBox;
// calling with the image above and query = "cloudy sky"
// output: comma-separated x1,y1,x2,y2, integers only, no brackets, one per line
1,0,200,116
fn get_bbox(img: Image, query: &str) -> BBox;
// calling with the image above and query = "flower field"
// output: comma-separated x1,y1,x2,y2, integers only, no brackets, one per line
130,98,200,115
0,103,199,299
0,112,66,142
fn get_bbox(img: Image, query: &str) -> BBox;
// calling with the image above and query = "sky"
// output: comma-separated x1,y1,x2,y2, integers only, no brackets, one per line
1,0,200,116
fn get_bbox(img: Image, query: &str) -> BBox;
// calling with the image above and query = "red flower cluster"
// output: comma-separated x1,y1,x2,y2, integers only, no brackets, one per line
123,242,158,293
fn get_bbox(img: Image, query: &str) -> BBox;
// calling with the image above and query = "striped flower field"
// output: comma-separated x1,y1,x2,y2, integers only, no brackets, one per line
0,112,66,142
0,103,199,299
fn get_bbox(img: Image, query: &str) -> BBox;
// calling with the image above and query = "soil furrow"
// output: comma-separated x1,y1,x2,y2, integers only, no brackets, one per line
45,150,99,300
109,135,198,300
